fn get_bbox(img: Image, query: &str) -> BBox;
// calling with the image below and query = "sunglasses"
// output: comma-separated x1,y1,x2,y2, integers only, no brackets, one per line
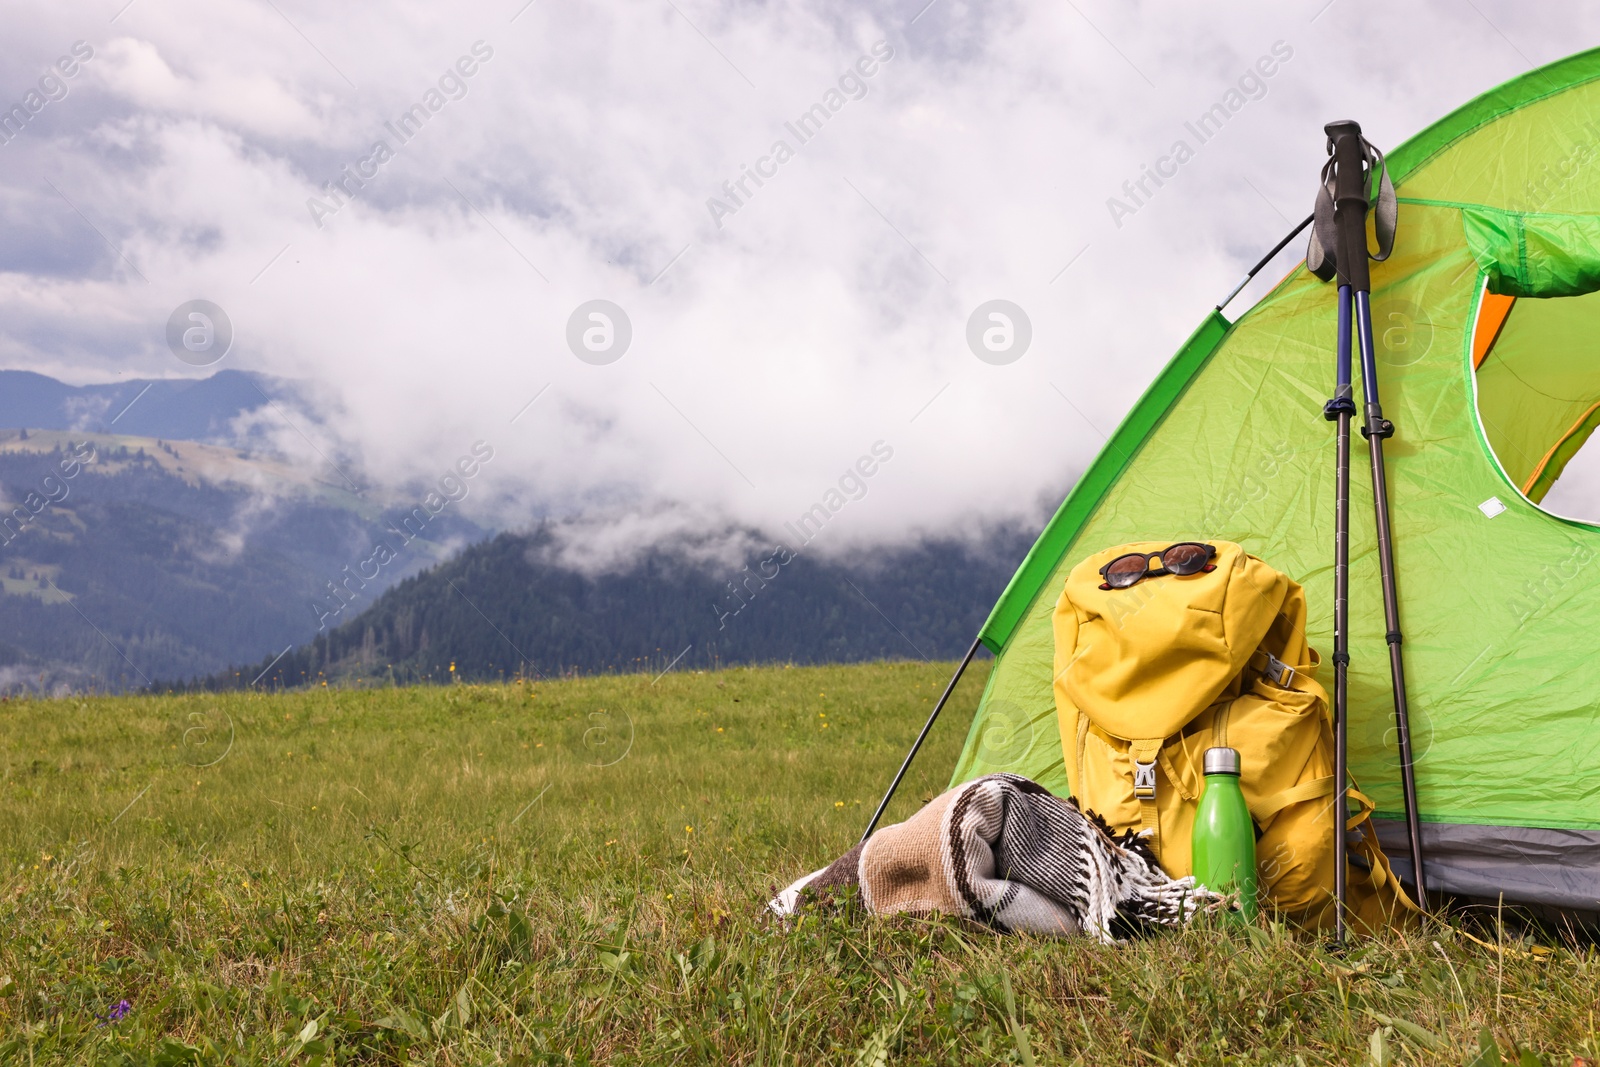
1098,542,1218,590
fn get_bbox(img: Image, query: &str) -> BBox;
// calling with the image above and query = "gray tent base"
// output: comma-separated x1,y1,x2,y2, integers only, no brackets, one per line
1374,820,1600,923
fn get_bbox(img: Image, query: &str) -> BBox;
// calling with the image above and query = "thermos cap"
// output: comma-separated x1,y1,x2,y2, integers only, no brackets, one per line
1204,746,1242,776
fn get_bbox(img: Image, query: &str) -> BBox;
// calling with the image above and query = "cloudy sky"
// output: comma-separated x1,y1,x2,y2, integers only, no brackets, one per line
1,1,1595,562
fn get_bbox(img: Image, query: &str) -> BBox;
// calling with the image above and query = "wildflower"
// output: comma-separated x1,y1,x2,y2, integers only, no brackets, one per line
684,825,694,834
716,727,724,733
834,801,844,808
96,999,132,1026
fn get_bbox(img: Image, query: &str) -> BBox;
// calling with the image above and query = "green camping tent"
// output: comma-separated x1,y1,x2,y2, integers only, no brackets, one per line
948,48,1600,913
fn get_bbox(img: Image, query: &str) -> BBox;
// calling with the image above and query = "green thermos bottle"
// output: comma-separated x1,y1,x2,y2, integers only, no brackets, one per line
1191,746,1258,920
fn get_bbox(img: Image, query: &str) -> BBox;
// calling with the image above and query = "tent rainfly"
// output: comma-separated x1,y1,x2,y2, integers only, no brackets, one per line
947,47,1600,915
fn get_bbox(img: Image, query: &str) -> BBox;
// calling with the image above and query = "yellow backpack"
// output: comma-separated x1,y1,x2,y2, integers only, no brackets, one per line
1052,540,1416,932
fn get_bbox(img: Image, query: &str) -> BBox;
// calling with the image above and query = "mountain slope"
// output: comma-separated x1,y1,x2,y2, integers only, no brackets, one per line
0,370,1040,693
0,431,484,691
0,369,289,442
217,526,1033,687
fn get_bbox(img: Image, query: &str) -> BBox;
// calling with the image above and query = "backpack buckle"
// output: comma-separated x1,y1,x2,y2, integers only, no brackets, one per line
1133,760,1158,799
1262,652,1295,688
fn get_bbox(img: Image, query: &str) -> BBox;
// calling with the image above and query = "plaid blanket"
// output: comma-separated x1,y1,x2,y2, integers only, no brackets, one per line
770,773,1227,941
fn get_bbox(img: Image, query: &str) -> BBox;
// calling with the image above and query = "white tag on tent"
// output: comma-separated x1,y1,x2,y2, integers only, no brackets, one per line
1479,496,1507,518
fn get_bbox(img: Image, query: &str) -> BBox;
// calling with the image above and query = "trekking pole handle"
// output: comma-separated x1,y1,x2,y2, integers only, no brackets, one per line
1325,120,1373,294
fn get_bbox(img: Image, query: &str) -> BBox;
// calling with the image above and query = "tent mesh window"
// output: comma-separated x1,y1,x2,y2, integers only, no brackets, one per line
1472,284,1600,514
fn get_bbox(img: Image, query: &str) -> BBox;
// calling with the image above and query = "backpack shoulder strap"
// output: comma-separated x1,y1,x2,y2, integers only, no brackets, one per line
1254,775,1334,823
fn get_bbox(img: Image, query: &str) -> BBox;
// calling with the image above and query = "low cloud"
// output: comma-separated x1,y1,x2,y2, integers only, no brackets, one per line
0,0,1594,553
529,504,769,577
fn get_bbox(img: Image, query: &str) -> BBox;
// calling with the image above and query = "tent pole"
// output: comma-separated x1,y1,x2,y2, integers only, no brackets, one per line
1324,120,1429,917
1324,280,1356,941
861,636,982,843
1215,212,1314,313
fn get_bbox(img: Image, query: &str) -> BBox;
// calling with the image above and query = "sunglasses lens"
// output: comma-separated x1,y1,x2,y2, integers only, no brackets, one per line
1104,554,1148,588
1163,543,1211,575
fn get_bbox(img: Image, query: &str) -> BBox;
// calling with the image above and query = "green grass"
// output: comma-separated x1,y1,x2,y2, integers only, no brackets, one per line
1,660,1595,1065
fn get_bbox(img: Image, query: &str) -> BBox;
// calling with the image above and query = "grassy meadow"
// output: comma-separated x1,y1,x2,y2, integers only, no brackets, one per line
1,660,1596,1065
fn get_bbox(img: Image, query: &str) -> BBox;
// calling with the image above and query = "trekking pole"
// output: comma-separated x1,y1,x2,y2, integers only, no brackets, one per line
1323,273,1356,940
1315,120,1429,918
861,636,981,842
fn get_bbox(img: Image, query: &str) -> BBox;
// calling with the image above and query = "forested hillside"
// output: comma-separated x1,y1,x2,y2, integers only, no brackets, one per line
212,526,1032,687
